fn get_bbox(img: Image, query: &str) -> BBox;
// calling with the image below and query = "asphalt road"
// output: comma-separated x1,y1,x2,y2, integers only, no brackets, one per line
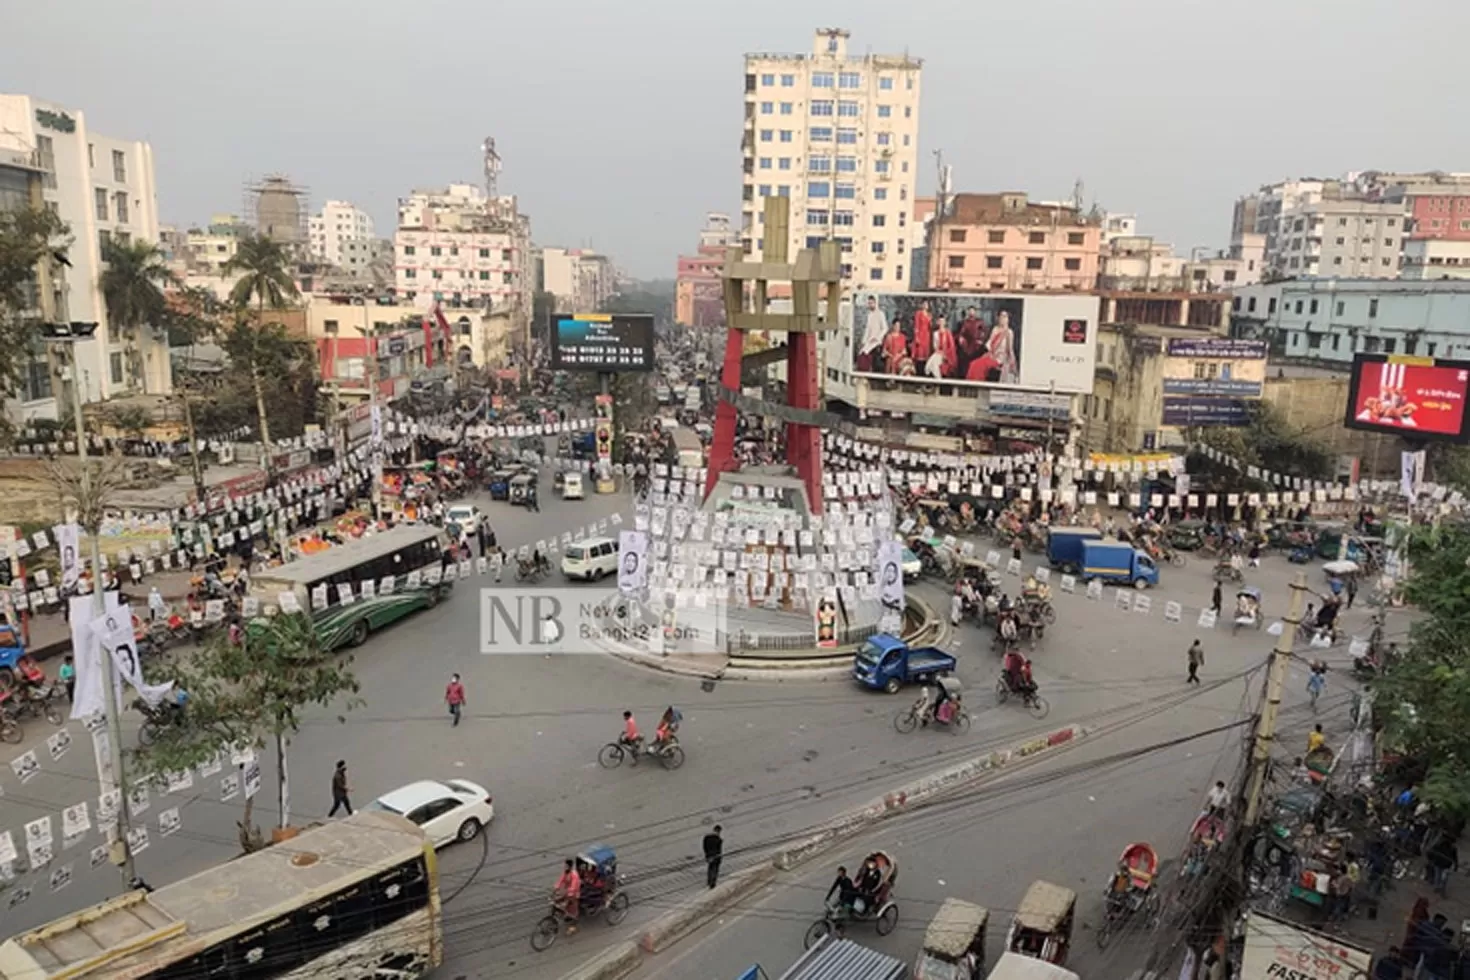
0,505,1377,980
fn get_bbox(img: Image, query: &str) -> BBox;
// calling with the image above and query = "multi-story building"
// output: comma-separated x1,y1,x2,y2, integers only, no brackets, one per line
1101,213,1137,244
927,192,1100,292
1272,197,1405,279
1378,172,1470,241
0,93,168,406
393,182,532,344
541,247,617,313
741,28,922,289
698,211,737,250
0,144,67,426
1099,236,1256,294
1232,178,1326,273
308,200,375,268
675,212,736,328
1401,239,1470,280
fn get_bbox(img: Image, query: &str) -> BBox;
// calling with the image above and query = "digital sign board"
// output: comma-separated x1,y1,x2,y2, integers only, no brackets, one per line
550,313,655,372
1344,353,1470,442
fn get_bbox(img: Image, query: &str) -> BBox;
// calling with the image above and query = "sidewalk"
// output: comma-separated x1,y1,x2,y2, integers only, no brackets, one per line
16,568,198,659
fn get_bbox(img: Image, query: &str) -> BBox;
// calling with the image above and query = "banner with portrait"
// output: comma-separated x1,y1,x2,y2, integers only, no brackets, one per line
876,540,905,633
813,589,839,649
54,523,81,592
617,530,648,594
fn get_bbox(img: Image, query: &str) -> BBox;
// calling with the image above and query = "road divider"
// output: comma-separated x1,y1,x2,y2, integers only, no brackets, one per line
558,940,642,980
637,864,777,953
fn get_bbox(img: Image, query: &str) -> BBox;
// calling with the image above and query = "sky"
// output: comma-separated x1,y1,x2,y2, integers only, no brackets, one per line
6,0,1469,280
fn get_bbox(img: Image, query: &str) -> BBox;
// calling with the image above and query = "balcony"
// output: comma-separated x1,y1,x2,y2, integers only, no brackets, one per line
0,147,44,172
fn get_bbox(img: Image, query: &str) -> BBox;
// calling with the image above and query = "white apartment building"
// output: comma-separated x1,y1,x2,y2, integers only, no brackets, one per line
1101,213,1137,244
1274,198,1405,278
541,247,617,313
394,183,532,330
1233,178,1326,272
0,93,168,408
699,211,737,249
742,28,922,289
309,200,374,267
1401,239,1470,281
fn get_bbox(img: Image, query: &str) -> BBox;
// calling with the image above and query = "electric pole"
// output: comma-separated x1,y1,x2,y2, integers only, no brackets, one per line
1243,571,1310,827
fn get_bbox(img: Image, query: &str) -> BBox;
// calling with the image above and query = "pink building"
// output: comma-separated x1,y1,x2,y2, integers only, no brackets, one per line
928,192,1100,293
676,245,727,327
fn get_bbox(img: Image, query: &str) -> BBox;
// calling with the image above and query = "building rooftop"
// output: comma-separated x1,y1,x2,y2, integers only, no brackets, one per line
942,193,1097,228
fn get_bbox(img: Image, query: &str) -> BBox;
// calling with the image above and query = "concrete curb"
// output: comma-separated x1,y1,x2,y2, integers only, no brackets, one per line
773,723,1086,870
637,864,777,953
556,940,642,980
601,644,727,680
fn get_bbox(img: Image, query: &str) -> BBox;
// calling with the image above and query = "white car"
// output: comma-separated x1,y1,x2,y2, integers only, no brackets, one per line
562,536,619,580
561,472,585,500
445,505,482,536
367,779,494,848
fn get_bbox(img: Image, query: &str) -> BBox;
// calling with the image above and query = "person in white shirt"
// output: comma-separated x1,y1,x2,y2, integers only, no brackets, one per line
1206,780,1230,815
147,587,167,623
857,296,888,373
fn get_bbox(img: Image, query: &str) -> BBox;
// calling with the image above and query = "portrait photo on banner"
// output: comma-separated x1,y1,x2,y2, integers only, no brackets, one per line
851,291,1025,385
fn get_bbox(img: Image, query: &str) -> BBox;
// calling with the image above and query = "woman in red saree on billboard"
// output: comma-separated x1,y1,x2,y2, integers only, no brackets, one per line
1352,358,1470,437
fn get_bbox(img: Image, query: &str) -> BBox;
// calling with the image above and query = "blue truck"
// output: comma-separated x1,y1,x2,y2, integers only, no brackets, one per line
1080,540,1160,589
852,633,957,694
1046,527,1102,574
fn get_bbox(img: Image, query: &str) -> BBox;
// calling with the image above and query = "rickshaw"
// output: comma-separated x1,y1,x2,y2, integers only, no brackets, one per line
1095,842,1159,948
894,675,971,735
487,469,516,500
1313,523,1350,561
1213,554,1244,583
530,844,629,951
509,473,536,506
915,898,988,980
1166,519,1208,553
985,952,1081,979
1006,880,1075,965
804,851,898,948
1232,586,1263,634
1020,576,1056,627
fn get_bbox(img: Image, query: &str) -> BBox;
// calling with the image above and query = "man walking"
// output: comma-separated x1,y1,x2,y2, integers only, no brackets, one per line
1187,640,1204,685
445,673,466,726
703,824,724,889
1346,576,1358,610
1211,581,1222,616
328,760,352,816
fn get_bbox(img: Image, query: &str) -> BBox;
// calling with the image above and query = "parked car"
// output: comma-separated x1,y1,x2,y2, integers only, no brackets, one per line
366,778,494,848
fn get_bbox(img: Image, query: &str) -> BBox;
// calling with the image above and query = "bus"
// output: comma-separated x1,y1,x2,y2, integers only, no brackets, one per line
248,524,451,651
0,811,441,980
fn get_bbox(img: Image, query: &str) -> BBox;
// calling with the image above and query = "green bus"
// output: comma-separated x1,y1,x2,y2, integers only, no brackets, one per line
248,525,453,650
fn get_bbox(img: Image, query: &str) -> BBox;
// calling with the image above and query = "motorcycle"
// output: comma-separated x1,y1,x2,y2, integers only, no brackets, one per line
2,682,64,726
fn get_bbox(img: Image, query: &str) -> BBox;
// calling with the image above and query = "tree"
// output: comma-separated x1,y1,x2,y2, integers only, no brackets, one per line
0,206,69,440
162,287,229,497
133,613,361,851
1372,523,1470,818
1193,402,1333,492
223,234,299,314
220,314,315,473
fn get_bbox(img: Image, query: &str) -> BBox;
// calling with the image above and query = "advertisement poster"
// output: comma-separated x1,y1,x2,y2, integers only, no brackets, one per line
848,292,1096,392
594,393,614,490
1239,911,1370,980
1346,354,1470,440
813,590,839,649
1162,338,1268,397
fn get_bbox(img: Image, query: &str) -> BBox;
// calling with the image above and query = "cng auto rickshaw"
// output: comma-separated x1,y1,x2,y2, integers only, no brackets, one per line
1166,519,1208,552
509,473,536,506
1006,880,1076,965
915,898,988,979
488,469,516,500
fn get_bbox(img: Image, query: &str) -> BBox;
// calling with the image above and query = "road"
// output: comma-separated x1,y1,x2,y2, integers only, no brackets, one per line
0,508,1375,980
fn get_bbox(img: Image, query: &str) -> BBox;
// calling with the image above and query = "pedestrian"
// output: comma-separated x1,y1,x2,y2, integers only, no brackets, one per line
445,673,466,727
1211,580,1222,616
328,760,352,817
1372,946,1405,980
477,522,489,557
1346,576,1358,609
703,824,723,889
148,586,167,623
1426,832,1457,896
1206,780,1229,815
58,654,75,702
1187,640,1204,685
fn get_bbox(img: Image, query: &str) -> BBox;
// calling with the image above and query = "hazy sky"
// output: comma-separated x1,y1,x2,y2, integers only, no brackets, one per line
7,0,1468,279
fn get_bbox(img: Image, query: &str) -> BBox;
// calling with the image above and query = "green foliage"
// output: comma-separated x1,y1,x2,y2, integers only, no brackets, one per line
99,239,176,331
1194,402,1333,490
1427,445,1470,496
1374,524,1470,817
0,206,69,437
105,404,152,439
133,613,362,843
223,234,299,311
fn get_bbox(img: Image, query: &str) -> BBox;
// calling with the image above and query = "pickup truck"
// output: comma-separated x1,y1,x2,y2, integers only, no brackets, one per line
1046,527,1102,574
853,633,957,694
1080,540,1160,589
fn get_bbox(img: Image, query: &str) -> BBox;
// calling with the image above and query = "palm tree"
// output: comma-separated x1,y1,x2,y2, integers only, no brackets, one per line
99,239,176,390
221,235,300,470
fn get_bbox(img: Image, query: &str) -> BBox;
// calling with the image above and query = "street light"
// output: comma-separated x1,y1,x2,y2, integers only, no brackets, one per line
39,320,137,884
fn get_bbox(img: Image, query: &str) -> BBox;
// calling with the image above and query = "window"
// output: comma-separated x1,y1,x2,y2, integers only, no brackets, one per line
21,353,52,402
1405,337,1419,355
983,229,1003,245
905,106,912,118
903,135,910,146
404,269,416,279
759,157,772,169
835,183,855,199
986,256,1003,269
1384,338,1397,354
898,212,906,226
809,156,831,172
1294,300,1303,314
779,130,793,142
1428,342,1438,356
1382,257,1392,266
807,212,829,227
1064,257,1081,271
761,73,774,86
837,128,857,144
874,188,887,201
1309,299,1318,314
431,245,442,256
449,246,458,256
896,265,904,281
1026,257,1043,270
1267,297,1277,314
873,214,886,227
779,157,792,170
836,156,856,172
812,72,834,87
94,187,109,221
877,105,892,118
1067,232,1084,245
502,271,515,284
869,268,884,280
758,184,772,197
432,270,442,279
781,73,795,86
1339,217,1348,226
833,211,854,226
879,76,893,90
1387,218,1396,227
874,160,890,174
945,254,966,270
1369,298,1379,317
502,248,512,261
810,126,833,141
1247,297,1257,313
1333,257,1343,266
1028,231,1044,245
839,72,861,88
112,149,126,183
808,181,830,198
780,102,793,115
478,270,489,280
109,351,124,385
838,101,859,117
760,128,773,141
876,132,891,146
949,229,967,243
871,241,885,254
1335,237,1345,245
777,185,790,197
760,101,773,114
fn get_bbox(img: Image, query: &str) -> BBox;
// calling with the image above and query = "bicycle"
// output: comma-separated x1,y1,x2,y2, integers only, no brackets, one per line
599,735,685,770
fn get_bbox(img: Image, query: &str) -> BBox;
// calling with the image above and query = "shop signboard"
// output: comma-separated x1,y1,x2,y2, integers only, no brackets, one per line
1239,911,1370,980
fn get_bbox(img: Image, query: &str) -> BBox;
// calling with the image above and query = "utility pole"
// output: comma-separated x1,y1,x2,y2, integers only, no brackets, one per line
356,300,383,522
1243,571,1310,827
44,323,136,884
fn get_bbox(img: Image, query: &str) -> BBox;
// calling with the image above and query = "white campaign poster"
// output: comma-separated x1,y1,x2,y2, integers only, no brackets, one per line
618,531,648,594
876,540,905,618
54,523,81,591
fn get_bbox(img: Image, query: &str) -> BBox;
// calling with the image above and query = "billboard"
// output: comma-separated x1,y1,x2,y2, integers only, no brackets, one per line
1345,353,1470,441
847,292,1097,393
550,313,655,372
1162,337,1268,398
1239,911,1370,980
1161,397,1251,427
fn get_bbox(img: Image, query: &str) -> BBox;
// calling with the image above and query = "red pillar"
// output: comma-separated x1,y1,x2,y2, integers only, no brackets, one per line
785,333,823,515
703,325,746,499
